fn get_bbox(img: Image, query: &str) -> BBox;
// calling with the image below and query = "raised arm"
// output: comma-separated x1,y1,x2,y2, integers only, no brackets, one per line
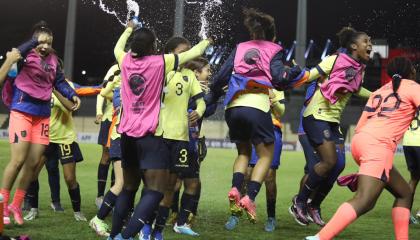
114,27,133,65
0,49,21,87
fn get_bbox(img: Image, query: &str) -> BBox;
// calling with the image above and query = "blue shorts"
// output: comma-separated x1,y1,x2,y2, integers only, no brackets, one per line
97,120,111,146
225,106,274,145
249,127,282,169
109,138,122,161
165,139,200,179
121,134,170,170
44,142,84,165
299,134,319,174
302,115,344,147
403,146,420,174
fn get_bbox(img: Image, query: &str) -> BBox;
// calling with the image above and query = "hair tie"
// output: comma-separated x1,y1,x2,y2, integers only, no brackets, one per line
392,74,402,79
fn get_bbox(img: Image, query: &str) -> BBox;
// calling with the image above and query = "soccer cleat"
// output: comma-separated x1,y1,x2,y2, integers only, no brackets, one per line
416,210,420,218
289,196,309,226
409,214,419,225
139,224,152,240
307,205,326,227
50,201,64,212
173,223,199,236
264,217,277,232
24,208,39,221
228,187,242,216
96,196,104,209
74,211,87,221
153,231,163,240
305,235,320,240
166,211,178,226
337,173,358,192
113,233,134,240
239,195,257,223
3,207,10,225
8,204,24,225
224,215,239,230
89,215,110,237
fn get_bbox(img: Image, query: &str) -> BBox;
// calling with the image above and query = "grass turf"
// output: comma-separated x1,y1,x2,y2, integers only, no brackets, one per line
1,140,419,239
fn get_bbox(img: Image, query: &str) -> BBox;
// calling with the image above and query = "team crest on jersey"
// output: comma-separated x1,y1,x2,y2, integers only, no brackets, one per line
243,48,261,65
129,74,146,96
40,59,54,72
183,76,189,82
21,130,27,138
323,129,331,139
345,67,358,82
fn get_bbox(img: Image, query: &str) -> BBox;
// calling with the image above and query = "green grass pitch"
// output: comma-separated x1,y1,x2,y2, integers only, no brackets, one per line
1,140,419,239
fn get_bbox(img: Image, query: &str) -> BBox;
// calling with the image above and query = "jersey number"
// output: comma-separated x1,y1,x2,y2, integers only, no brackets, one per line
179,149,188,163
365,93,401,119
60,144,72,157
176,83,183,96
41,123,49,137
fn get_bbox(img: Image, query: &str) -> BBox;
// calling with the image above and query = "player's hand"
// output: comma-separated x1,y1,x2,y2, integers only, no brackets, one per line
71,96,81,111
6,48,21,63
188,110,200,124
95,114,103,124
127,20,136,29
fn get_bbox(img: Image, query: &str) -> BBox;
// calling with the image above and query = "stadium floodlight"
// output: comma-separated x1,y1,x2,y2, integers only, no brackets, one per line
0,55,3,60
214,47,226,65
81,70,87,75
286,41,297,62
209,47,222,65
321,39,332,60
304,39,314,59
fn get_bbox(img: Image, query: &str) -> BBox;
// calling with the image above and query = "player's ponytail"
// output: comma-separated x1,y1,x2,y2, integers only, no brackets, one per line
32,20,53,38
387,57,415,93
243,8,276,41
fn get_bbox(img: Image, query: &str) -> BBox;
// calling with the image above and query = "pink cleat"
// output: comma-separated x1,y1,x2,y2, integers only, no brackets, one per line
228,187,242,216
3,208,11,225
337,173,359,192
9,204,24,225
239,195,257,223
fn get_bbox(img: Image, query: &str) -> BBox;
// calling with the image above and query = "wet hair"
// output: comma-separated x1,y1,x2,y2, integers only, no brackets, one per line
164,36,191,54
387,57,415,93
243,8,276,41
32,20,53,37
130,28,156,58
184,57,209,72
336,27,367,53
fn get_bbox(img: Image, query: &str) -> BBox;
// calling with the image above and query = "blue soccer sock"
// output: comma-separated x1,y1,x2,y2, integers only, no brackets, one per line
177,192,196,225
247,181,262,201
97,190,118,220
154,206,170,232
297,169,326,203
121,189,163,238
26,180,39,209
68,183,81,212
110,189,136,238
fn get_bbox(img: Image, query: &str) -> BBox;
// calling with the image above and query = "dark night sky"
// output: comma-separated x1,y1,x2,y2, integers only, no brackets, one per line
0,0,419,84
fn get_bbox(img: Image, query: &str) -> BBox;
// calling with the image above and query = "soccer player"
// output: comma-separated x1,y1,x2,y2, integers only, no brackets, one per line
108,21,212,240
225,89,285,232
23,78,94,222
205,8,303,223
89,63,123,237
1,21,80,226
95,66,114,208
140,37,207,240
306,56,418,240
402,107,420,223
290,27,372,225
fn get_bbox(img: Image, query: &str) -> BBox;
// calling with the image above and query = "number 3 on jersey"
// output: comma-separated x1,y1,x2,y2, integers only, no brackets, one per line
176,82,183,96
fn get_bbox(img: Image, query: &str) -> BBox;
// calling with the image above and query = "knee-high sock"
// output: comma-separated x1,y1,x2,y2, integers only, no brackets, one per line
177,192,196,225
97,190,118,220
297,167,327,203
317,202,357,240
121,189,163,238
68,183,81,212
392,207,409,240
110,189,136,238
26,180,39,209
97,163,110,197
171,189,180,213
10,189,26,209
46,158,61,203
154,206,170,232
232,172,245,190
